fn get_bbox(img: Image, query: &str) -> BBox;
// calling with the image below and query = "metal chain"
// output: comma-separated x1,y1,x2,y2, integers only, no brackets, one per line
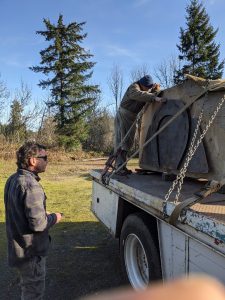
165,94,225,203
173,108,204,203
164,81,211,202
164,105,204,202
108,88,212,181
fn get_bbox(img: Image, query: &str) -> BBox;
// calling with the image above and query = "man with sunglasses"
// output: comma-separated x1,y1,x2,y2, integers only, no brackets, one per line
4,141,62,299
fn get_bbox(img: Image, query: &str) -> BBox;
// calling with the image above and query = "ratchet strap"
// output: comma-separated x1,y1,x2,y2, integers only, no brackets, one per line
169,180,225,225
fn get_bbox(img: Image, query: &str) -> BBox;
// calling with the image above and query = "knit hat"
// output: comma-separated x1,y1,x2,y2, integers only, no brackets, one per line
139,75,153,87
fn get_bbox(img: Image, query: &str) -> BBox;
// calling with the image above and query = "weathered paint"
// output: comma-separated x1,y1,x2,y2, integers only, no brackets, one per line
158,219,225,283
165,201,225,245
91,170,225,256
158,220,188,279
91,170,164,216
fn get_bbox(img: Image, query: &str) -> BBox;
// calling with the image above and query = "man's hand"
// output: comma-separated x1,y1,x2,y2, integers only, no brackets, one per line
152,83,161,92
155,97,167,103
55,212,63,223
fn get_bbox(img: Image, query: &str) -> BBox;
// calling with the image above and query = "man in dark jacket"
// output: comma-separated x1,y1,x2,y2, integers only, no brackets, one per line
4,141,62,299
114,75,166,175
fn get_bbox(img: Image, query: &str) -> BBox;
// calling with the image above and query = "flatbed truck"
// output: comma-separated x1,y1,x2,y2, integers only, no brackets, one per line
91,75,225,289
91,170,225,289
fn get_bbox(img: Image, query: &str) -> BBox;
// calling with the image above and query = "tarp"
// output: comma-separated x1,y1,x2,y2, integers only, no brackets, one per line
186,74,225,92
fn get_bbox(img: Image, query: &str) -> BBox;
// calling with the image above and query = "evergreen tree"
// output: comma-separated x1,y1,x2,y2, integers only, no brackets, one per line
175,0,224,83
30,14,100,149
6,99,26,142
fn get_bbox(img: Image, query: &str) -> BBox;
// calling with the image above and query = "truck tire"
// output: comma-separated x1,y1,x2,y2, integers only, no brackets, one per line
120,213,162,290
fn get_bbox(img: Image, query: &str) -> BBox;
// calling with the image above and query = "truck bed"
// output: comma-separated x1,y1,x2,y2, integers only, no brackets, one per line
116,172,225,224
91,170,225,248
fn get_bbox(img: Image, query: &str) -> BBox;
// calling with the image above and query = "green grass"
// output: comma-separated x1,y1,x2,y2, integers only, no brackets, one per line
0,159,96,222
0,157,138,221
0,158,131,299
42,175,94,222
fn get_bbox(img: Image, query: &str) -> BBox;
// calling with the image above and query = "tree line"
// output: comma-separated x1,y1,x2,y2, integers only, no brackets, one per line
0,0,224,153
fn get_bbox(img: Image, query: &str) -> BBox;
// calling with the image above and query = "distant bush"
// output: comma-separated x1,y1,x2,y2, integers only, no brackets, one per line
83,108,114,154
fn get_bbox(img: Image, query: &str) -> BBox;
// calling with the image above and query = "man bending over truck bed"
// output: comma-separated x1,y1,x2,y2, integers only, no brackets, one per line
114,74,166,175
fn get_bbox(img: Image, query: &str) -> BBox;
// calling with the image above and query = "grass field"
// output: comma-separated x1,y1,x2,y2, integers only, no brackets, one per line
0,157,138,299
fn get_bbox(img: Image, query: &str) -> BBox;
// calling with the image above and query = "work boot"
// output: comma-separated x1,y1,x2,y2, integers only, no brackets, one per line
116,166,132,176
123,167,132,174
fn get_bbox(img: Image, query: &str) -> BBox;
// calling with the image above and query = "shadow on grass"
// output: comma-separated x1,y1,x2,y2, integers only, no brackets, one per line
0,221,128,300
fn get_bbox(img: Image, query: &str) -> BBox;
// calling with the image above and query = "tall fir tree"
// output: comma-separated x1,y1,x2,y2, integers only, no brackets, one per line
175,0,224,83
30,14,100,149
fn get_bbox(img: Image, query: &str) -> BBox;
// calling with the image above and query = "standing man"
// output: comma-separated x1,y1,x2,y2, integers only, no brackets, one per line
4,141,62,299
114,75,166,175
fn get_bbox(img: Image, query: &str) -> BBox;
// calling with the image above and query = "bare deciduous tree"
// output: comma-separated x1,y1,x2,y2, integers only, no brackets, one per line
37,115,57,146
0,73,9,120
36,95,58,146
154,55,178,89
5,81,44,143
84,106,114,153
130,64,150,83
15,80,32,107
108,64,124,112
16,82,44,133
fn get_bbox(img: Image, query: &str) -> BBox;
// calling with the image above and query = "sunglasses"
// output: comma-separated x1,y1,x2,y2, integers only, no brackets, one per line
36,155,48,161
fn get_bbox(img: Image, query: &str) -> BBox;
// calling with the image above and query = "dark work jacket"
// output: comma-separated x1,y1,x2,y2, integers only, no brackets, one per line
4,169,57,267
120,82,156,113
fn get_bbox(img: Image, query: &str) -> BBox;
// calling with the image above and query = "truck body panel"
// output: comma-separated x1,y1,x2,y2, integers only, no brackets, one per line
158,221,225,283
91,169,225,285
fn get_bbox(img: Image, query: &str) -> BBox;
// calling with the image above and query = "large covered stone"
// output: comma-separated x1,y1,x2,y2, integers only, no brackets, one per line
139,75,225,181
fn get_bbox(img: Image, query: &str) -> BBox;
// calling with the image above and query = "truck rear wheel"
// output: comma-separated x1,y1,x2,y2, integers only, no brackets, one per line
120,213,161,290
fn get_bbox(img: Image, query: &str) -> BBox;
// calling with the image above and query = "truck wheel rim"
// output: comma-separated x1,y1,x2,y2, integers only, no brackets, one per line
124,233,149,289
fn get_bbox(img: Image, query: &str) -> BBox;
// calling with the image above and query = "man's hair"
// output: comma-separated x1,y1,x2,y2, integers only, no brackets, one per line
16,141,46,169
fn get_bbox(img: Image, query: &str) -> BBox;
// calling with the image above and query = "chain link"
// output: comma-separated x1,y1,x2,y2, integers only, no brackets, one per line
165,94,225,203
164,106,204,202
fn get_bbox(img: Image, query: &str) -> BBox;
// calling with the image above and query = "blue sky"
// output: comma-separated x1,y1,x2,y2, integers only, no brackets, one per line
0,0,225,109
